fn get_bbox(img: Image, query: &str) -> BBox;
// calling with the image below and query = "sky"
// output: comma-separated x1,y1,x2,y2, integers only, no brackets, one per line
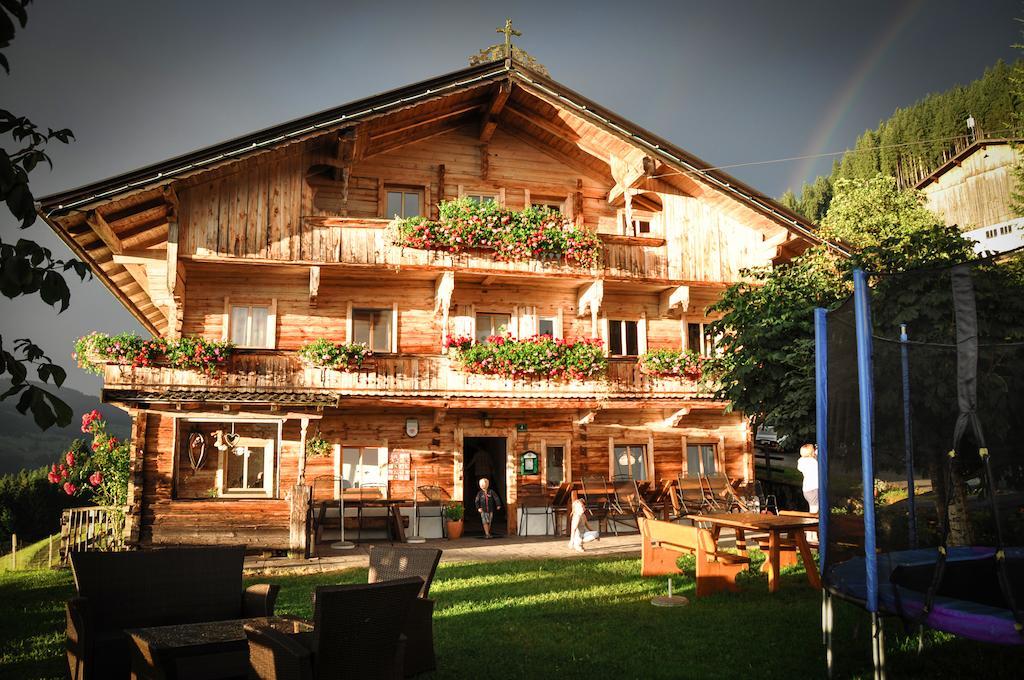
2,0,1021,394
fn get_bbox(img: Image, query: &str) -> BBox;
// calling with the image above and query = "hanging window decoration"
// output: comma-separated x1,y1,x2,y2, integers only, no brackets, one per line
187,426,207,473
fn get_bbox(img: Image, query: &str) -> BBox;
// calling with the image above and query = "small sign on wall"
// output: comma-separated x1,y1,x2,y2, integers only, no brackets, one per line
389,450,411,481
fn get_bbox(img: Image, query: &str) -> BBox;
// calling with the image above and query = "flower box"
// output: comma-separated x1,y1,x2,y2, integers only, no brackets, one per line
445,334,606,381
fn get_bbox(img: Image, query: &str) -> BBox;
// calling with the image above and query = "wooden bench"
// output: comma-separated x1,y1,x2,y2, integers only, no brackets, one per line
638,517,750,596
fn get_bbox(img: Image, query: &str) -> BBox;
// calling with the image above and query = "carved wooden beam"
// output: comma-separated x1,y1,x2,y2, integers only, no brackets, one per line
608,150,657,205
576,280,603,339
309,265,321,307
434,271,454,346
658,286,690,317
660,407,691,428
86,210,124,255
479,81,511,143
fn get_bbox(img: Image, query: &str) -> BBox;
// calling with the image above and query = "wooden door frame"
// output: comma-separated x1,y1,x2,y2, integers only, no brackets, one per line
457,428,516,533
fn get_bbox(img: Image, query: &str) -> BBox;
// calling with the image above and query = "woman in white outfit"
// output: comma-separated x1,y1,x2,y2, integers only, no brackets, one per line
568,497,593,553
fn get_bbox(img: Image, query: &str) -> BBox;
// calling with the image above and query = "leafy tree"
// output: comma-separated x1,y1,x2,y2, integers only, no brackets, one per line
1,1,86,429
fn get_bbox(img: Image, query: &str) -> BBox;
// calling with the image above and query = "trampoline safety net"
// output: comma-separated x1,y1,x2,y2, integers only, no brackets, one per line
822,255,1024,644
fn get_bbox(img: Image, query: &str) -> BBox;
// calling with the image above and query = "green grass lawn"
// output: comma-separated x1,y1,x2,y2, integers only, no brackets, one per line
2,555,1022,679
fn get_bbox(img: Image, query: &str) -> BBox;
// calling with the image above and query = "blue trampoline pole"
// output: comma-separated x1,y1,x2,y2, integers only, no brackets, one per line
854,268,885,679
814,307,829,575
900,323,917,549
815,307,833,677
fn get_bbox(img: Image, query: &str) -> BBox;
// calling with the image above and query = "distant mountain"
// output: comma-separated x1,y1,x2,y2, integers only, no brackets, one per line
0,384,131,475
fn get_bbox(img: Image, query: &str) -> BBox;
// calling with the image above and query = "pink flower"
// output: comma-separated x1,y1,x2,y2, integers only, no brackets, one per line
81,409,102,433
63,482,77,496
89,471,104,486
47,472,59,484
65,451,76,467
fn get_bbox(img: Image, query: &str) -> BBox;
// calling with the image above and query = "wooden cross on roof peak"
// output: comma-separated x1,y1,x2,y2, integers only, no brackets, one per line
497,18,521,59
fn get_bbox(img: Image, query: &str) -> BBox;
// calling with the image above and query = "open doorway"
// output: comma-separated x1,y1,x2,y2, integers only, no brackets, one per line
463,436,507,536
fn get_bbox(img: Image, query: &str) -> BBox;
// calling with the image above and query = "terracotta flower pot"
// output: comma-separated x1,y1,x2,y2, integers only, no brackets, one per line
446,519,464,540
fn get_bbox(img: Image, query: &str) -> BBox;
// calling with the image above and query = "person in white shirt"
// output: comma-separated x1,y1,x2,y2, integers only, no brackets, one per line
797,443,819,513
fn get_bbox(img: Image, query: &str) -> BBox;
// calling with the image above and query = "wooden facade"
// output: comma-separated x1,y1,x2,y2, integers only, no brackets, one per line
41,58,825,550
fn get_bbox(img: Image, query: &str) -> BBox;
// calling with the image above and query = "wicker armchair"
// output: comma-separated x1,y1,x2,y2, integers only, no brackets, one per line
368,546,442,676
66,546,278,680
246,577,423,680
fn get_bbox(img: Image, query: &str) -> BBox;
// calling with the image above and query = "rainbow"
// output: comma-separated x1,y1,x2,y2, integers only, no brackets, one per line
787,0,924,192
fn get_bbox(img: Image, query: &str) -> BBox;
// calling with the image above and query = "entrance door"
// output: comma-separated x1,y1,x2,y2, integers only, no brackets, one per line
463,437,507,536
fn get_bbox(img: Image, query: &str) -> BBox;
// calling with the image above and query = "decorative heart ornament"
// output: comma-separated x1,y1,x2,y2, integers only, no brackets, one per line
225,432,241,447
187,432,207,472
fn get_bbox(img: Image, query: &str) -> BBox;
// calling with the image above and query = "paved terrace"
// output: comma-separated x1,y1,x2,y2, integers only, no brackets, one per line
243,533,645,575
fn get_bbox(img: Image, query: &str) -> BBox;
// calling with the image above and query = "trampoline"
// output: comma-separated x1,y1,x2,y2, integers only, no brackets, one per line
814,254,1024,677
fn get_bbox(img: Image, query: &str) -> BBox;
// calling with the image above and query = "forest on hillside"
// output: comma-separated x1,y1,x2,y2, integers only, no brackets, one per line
782,59,1023,222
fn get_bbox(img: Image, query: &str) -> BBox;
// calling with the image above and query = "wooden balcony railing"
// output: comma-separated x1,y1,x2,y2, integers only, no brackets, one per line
102,350,708,404
198,218,671,281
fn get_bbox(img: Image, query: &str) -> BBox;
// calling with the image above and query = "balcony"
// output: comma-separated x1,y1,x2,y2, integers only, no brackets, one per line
101,350,709,407
190,218,670,281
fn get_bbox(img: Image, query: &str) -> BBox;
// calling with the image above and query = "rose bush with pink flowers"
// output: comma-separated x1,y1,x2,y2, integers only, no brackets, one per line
445,333,606,380
48,410,130,508
390,198,602,268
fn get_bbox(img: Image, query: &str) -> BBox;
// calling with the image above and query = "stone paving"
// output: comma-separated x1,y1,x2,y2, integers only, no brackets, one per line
243,532,645,575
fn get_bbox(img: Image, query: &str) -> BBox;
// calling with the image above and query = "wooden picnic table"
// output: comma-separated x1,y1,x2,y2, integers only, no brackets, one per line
313,496,412,544
691,512,820,594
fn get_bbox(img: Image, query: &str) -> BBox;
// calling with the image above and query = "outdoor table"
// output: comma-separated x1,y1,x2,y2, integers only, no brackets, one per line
351,497,413,542
127,615,312,680
691,512,820,593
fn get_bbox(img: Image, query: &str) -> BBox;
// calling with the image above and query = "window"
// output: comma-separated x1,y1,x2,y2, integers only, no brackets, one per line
608,319,639,356
352,308,392,352
613,444,647,481
546,445,565,485
985,228,998,239
176,420,280,499
687,321,720,356
465,192,498,206
230,305,271,348
622,213,653,236
1001,225,1013,235
686,443,717,478
532,199,563,214
386,188,422,218
475,312,511,343
538,316,557,338
341,446,389,494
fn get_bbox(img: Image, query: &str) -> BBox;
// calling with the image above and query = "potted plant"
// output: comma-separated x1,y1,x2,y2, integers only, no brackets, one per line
443,502,465,540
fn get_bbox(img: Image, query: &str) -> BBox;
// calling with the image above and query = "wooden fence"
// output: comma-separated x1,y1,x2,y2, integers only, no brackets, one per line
60,506,125,564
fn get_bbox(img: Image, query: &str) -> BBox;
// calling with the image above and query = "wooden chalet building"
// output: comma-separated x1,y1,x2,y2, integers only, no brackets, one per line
40,44,827,552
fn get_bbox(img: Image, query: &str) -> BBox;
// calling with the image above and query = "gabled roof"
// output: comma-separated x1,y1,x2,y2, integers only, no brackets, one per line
39,58,827,247
915,138,1023,189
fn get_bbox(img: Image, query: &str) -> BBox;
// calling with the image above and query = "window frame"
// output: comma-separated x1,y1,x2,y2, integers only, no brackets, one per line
224,298,277,349
336,445,390,497
475,311,513,343
619,209,655,237
685,320,721,357
685,442,719,478
531,197,566,214
464,191,499,207
611,443,649,481
351,306,394,353
384,185,425,219
607,318,642,357
538,315,558,339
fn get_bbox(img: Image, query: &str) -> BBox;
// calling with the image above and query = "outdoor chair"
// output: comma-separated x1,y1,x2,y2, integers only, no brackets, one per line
66,546,278,680
699,475,725,512
606,480,642,533
579,476,612,532
353,483,387,541
368,545,443,676
676,475,713,515
517,483,552,536
415,484,449,539
246,577,423,680
548,482,573,536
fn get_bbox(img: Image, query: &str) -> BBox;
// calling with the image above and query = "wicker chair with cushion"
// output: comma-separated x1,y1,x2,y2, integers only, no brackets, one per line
246,577,423,680
368,546,442,676
66,546,278,680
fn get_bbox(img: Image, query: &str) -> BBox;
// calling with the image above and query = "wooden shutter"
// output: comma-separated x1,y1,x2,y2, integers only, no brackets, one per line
637,312,647,355
555,308,564,340
222,297,231,341
267,298,278,349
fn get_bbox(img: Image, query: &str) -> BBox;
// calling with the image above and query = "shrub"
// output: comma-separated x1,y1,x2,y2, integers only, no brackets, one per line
445,333,606,380
73,333,233,375
443,502,464,521
638,348,706,380
0,466,79,546
47,410,130,509
390,198,602,268
297,339,371,370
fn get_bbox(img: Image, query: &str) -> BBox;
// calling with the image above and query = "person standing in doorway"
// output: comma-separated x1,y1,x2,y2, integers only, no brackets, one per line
797,443,819,513
475,477,502,539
